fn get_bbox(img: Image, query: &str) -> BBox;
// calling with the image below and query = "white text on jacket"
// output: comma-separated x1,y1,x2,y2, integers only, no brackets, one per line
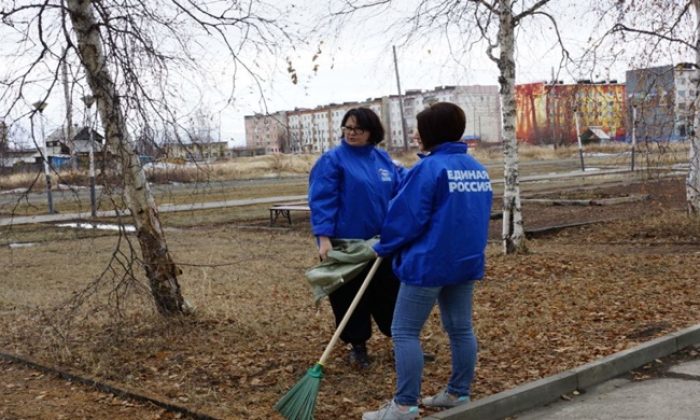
446,169,492,193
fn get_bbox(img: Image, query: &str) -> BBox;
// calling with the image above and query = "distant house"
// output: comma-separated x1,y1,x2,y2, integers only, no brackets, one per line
44,128,71,156
163,140,230,161
38,126,106,169
580,126,612,144
0,149,36,168
44,126,104,156
71,126,105,155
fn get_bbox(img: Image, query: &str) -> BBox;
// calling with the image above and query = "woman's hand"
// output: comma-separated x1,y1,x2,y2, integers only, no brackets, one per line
318,236,332,261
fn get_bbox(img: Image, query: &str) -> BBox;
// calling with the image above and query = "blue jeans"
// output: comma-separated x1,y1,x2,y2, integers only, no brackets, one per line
391,281,477,406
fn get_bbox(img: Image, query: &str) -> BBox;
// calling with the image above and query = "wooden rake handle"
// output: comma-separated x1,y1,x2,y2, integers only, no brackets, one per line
317,256,383,366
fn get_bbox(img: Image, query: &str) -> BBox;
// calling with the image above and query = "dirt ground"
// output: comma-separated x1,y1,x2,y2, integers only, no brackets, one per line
1,176,699,419
0,360,178,419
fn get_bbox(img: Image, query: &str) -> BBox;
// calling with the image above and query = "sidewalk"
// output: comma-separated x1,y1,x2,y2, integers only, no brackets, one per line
425,324,700,420
516,346,700,420
0,194,307,227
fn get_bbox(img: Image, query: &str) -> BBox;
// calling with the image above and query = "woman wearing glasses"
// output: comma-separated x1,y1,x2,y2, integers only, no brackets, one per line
308,107,404,369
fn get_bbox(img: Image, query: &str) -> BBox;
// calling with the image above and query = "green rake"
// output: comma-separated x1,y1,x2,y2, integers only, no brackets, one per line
275,257,383,420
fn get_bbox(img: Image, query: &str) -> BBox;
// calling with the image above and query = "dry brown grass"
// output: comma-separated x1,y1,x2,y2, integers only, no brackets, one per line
0,154,317,191
0,171,43,192
160,154,318,183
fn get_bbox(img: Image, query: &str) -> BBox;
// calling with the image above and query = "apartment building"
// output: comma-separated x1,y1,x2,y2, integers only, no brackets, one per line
243,111,288,153
244,85,502,154
626,63,697,141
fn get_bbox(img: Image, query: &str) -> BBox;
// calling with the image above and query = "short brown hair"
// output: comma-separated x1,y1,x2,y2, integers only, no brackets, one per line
416,102,466,150
341,108,385,145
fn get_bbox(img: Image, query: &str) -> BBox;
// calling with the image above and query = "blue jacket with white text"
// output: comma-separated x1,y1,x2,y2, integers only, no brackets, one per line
309,139,404,239
373,141,493,286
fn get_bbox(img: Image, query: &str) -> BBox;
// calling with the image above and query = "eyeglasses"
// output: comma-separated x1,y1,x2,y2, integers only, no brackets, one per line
342,126,366,135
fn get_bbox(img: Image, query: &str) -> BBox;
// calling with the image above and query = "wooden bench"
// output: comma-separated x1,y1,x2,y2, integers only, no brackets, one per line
269,201,310,225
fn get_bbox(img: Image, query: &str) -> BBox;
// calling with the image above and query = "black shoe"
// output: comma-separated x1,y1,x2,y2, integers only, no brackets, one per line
349,344,371,369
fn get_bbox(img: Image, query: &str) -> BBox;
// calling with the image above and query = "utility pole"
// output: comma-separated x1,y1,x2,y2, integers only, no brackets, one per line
62,49,77,170
574,109,586,172
631,106,637,171
33,101,55,214
549,67,556,146
392,45,410,152
82,95,97,217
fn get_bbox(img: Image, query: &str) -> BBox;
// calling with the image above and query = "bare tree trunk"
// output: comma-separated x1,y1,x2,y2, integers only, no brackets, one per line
498,0,525,254
690,139,700,214
66,0,185,315
689,0,700,214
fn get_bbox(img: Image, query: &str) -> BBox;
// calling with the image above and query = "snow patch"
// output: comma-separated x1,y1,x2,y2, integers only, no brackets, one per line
57,222,136,232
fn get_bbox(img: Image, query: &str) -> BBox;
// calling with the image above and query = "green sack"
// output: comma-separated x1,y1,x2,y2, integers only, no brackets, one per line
305,237,379,305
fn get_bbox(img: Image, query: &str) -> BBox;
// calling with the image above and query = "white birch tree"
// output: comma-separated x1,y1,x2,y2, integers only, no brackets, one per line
325,0,569,254
692,0,700,213
1,0,291,315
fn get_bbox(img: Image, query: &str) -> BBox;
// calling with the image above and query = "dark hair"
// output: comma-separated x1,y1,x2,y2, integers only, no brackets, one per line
340,107,385,145
416,102,466,150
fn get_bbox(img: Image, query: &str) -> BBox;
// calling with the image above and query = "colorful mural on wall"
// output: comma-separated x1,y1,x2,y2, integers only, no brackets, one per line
515,82,627,145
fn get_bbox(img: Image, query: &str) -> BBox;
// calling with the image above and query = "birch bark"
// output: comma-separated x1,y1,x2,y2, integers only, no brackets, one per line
66,0,185,315
689,0,700,214
497,0,526,254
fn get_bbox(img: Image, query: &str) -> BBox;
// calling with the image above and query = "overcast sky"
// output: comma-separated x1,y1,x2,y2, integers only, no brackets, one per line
2,0,694,148
202,0,628,145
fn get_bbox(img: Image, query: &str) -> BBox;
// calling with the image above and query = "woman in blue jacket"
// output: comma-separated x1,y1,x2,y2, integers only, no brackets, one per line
364,102,493,420
308,107,403,369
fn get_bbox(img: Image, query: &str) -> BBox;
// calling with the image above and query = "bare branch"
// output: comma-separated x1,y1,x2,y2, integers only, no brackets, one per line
611,22,696,50
513,0,551,24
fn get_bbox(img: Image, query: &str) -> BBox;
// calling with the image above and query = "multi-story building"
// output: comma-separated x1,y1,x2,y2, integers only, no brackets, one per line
285,99,383,153
292,108,326,153
516,81,627,145
384,95,408,149
384,85,502,148
244,85,502,154
626,63,697,141
450,85,502,142
243,111,288,153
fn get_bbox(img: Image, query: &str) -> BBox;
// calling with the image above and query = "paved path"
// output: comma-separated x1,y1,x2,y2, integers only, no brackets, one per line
426,324,700,420
515,348,700,420
0,194,307,226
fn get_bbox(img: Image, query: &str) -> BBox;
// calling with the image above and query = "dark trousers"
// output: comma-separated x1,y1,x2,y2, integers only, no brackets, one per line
328,256,400,346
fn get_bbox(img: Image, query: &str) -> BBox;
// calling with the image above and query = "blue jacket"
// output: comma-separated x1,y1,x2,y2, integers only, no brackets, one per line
309,140,403,239
374,142,493,286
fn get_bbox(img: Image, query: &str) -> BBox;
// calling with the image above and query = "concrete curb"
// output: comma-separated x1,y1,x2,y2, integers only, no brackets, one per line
425,323,700,420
